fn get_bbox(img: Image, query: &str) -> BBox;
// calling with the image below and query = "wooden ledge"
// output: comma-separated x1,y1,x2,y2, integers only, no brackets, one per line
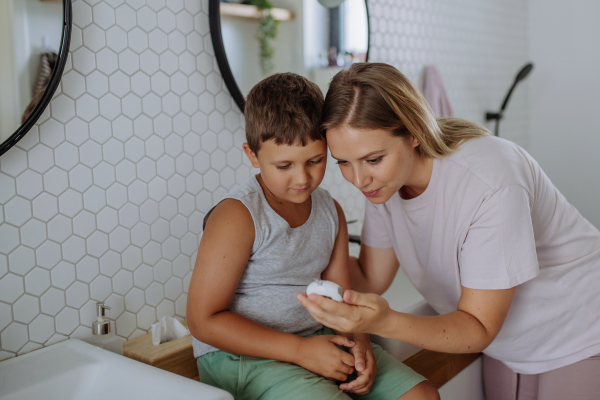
123,323,480,388
403,349,481,388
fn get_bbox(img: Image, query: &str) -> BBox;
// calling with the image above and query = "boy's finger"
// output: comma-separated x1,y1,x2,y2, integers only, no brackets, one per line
341,351,355,367
329,335,355,348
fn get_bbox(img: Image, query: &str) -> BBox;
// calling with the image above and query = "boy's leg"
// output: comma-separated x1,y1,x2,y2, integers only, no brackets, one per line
348,343,432,400
197,349,352,400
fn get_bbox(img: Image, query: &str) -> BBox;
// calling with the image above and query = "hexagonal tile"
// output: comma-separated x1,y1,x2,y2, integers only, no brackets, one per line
167,30,186,55
157,9,176,33
83,24,106,52
97,48,119,75
62,235,86,263
20,219,47,248
89,117,111,145
48,214,72,243
106,25,128,52
99,250,121,277
69,164,93,192
131,221,151,247
76,256,100,283
56,307,79,335
35,241,62,270
133,263,153,289
109,226,131,252
54,142,80,171
40,287,66,316
0,273,24,302
129,27,149,53
72,47,96,75
13,294,40,323
122,93,143,118
116,311,137,337
66,281,90,308
145,282,163,306
109,71,131,98
119,203,140,229
87,230,109,257
83,186,107,212
137,6,157,32
25,267,51,296
29,315,55,343
65,117,90,146
15,170,43,200
112,270,133,295
1,323,28,352
121,245,142,271
116,4,136,31
58,189,84,218
76,94,100,122
99,93,122,121
124,287,144,312
8,246,35,276
87,71,110,99
30,194,57,224
90,274,112,301
116,160,136,185
73,210,97,238
142,240,161,265
128,180,148,206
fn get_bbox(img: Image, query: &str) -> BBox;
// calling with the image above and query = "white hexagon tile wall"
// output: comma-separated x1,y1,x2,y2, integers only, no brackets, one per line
0,0,529,359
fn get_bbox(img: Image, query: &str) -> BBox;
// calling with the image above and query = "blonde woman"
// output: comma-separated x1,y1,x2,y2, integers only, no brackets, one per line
297,63,600,399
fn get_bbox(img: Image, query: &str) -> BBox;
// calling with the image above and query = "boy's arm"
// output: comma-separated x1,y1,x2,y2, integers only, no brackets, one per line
320,200,376,394
187,199,355,380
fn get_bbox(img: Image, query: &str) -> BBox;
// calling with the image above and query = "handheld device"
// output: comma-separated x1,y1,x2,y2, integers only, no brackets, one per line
306,280,344,302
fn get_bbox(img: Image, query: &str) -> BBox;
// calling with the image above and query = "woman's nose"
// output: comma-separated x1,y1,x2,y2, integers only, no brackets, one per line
353,166,371,189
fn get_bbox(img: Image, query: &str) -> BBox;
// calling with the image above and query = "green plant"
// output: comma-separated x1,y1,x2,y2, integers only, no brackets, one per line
248,0,279,75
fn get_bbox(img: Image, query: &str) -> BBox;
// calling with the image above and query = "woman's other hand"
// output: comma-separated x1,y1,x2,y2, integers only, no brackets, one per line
296,290,392,336
340,334,377,394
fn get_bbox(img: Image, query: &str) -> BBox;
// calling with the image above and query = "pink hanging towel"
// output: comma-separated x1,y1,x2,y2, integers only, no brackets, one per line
423,65,455,118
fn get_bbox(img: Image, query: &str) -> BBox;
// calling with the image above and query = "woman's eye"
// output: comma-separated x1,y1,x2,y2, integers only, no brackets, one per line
276,164,291,170
367,157,383,165
309,158,323,165
335,160,348,166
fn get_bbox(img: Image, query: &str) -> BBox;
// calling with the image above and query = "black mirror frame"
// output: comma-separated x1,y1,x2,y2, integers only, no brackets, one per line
0,0,73,157
209,0,370,113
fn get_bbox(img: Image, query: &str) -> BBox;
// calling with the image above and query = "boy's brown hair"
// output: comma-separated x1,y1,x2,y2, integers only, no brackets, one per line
245,73,324,154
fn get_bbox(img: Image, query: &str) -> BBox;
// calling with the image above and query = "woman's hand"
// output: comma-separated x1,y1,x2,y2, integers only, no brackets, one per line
296,290,392,336
293,335,356,382
340,334,377,395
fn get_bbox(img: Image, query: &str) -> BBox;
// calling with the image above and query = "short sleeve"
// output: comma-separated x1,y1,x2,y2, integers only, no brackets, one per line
459,185,539,289
361,199,393,248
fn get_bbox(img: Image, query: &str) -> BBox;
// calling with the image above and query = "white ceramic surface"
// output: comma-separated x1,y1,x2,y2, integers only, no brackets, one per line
0,339,233,400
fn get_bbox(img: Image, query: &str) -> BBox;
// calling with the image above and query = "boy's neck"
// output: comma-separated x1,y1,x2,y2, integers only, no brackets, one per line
256,174,313,228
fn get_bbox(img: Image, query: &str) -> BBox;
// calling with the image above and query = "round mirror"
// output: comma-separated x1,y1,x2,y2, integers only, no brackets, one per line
209,0,369,112
0,0,72,156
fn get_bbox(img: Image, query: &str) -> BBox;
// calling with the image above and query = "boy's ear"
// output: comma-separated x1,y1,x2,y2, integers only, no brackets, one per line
242,143,260,168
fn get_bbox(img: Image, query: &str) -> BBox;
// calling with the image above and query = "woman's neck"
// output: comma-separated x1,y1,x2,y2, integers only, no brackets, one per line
399,156,434,200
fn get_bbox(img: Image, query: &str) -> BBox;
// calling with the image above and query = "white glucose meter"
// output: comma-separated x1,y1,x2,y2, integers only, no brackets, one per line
306,280,344,302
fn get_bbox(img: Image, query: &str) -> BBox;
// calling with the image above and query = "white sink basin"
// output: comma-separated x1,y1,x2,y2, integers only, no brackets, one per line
0,339,233,400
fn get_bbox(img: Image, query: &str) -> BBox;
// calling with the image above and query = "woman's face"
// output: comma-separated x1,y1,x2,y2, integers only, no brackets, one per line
327,125,423,204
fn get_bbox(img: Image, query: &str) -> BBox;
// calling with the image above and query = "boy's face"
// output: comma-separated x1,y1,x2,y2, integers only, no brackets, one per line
243,139,327,204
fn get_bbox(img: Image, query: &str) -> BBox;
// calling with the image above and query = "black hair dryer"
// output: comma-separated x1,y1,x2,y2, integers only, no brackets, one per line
485,62,534,137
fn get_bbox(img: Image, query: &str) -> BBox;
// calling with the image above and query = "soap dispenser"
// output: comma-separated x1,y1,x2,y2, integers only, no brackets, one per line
82,302,123,355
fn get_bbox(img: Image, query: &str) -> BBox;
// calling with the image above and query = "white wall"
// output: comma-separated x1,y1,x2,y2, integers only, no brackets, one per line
528,0,600,228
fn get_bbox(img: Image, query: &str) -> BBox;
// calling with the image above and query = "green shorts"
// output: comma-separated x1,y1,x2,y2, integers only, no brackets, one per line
196,327,426,400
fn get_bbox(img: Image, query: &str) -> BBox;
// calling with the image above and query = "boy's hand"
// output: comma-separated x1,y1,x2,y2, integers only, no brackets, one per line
293,335,356,382
339,334,377,394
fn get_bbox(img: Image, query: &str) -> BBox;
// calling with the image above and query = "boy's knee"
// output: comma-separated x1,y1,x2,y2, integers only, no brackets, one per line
398,381,440,400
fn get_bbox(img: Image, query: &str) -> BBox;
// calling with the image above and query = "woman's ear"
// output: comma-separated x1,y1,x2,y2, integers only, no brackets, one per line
242,143,260,168
410,135,421,149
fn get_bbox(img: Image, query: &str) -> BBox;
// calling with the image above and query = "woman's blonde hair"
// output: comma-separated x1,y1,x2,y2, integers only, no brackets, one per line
321,63,490,158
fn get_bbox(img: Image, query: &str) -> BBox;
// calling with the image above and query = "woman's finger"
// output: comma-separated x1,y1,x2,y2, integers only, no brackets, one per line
353,349,366,371
348,374,369,390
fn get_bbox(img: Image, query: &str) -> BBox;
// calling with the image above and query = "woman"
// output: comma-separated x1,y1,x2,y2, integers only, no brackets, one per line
297,63,600,399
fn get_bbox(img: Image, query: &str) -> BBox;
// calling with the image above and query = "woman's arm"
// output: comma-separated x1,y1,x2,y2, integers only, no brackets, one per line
347,245,399,294
299,285,515,354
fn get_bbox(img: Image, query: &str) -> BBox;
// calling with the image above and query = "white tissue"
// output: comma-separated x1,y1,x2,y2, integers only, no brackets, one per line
151,316,190,345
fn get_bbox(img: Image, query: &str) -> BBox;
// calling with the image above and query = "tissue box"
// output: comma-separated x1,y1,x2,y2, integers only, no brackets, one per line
123,321,198,380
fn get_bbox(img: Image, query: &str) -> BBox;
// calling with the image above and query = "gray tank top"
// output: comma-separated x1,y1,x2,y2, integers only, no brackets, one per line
192,176,339,357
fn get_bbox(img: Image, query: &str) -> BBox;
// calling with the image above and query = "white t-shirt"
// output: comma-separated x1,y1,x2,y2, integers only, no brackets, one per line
362,135,600,374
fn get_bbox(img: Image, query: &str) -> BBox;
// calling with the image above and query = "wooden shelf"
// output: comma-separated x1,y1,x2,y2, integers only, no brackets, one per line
220,2,295,21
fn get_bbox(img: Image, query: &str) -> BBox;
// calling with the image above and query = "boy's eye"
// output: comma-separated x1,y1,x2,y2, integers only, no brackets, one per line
276,164,291,170
367,156,383,165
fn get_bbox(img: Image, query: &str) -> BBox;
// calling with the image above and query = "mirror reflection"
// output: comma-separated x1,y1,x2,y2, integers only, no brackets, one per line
0,0,63,143
220,0,368,100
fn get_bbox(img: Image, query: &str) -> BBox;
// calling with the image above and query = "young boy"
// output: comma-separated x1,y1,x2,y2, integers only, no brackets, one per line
186,73,438,400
